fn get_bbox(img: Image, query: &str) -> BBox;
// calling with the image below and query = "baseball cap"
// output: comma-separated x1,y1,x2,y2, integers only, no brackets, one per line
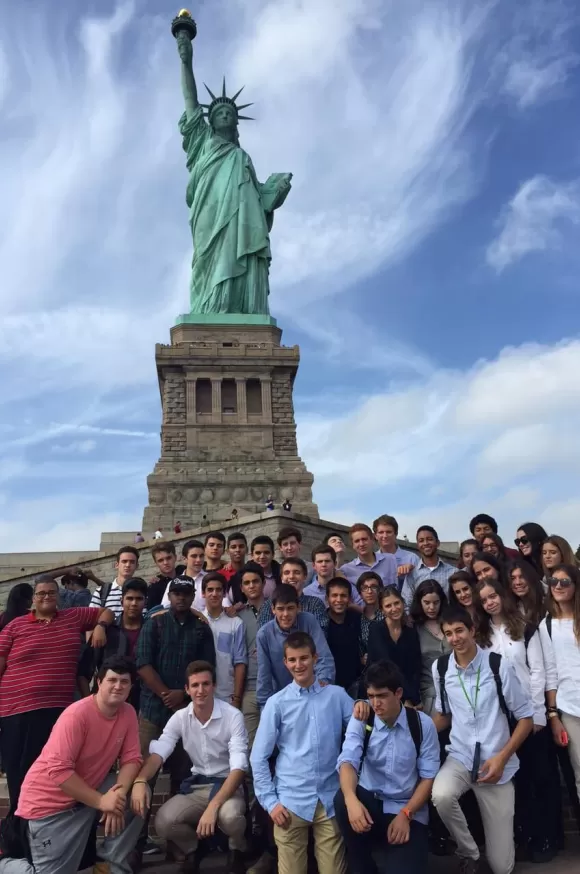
168,578,195,594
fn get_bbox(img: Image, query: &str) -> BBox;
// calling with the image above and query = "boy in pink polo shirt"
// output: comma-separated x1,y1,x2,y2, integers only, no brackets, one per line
0,656,143,874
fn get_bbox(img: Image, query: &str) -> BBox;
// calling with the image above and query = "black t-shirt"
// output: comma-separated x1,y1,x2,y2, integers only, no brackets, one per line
147,565,186,610
326,611,363,691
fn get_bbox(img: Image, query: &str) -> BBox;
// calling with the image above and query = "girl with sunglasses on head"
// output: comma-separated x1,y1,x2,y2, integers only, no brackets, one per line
515,523,548,575
410,580,450,715
475,578,561,862
365,585,422,708
508,560,546,628
540,566,580,813
448,570,476,620
458,538,478,570
541,535,578,581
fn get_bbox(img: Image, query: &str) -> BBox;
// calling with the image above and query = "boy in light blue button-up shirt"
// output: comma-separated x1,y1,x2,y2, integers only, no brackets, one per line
336,660,440,874
251,630,353,874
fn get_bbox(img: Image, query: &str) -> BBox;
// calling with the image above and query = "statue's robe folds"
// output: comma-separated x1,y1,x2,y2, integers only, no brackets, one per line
180,107,272,315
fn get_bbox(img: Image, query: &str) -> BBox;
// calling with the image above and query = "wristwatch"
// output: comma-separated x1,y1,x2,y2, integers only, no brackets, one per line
97,621,110,630
401,806,413,820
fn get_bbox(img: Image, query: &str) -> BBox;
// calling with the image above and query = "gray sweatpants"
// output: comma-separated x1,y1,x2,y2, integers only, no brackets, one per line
0,775,142,874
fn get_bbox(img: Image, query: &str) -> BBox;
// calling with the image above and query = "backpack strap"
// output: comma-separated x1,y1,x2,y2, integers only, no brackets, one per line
523,623,536,669
404,706,423,758
488,651,510,719
436,653,451,716
99,582,113,609
358,709,375,776
546,614,552,640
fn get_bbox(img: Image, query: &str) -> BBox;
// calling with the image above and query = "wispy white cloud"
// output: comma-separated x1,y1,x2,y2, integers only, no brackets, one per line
298,337,580,542
498,0,580,108
50,440,97,455
486,175,580,272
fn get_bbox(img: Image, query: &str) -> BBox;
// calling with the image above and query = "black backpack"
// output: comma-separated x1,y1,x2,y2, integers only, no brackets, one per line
437,651,511,721
358,706,423,775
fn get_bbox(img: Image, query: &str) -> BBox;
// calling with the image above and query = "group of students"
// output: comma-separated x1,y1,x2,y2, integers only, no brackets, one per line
0,513,578,874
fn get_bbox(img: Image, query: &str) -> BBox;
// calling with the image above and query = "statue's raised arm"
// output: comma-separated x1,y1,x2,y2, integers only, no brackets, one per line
172,11,199,119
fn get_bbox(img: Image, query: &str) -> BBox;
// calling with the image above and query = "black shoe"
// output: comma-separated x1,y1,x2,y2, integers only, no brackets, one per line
530,846,558,864
227,848,246,874
180,843,210,874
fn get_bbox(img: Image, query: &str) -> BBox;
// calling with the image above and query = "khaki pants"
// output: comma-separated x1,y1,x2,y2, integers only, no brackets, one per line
562,711,580,798
155,785,247,856
274,801,346,874
432,756,515,874
242,690,260,751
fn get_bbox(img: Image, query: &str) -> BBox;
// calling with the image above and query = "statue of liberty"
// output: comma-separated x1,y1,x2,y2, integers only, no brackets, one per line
172,11,292,316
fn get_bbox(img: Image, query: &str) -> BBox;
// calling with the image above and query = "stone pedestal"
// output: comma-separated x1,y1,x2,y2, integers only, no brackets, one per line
141,321,318,532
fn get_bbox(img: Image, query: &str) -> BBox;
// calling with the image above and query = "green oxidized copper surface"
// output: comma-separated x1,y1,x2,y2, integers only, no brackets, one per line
172,10,292,322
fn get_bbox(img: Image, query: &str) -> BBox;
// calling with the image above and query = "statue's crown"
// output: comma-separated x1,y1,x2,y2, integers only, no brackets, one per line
202,78,254,121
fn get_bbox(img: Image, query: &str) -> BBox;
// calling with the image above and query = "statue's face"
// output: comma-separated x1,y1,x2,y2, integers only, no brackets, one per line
211,104,237,137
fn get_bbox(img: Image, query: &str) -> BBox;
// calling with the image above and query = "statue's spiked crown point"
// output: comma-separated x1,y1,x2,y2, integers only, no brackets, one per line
201,78,254,122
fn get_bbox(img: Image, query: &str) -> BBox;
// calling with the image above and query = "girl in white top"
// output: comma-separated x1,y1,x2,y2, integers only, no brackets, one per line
476,577,562,861
539,564,580,795
475,578,546,727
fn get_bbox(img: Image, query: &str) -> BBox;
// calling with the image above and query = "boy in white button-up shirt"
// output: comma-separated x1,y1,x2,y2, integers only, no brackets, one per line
131,659,248,874
430,606,533,874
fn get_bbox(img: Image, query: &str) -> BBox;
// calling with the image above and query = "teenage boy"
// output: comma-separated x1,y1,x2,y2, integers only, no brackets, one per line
304,545,363,606
136,579,216,777
93,579,148,711
204,531,227,571
341,524,396,590
0,657,143,874
373,514,419,576
90,546,139,617
132,660,248,874
469,514,519,559
336,661,440,874
431,607,533,874
250,535,281,598
325,578,365,696
401,526,456,608
277,527,313,581
203,572,247,706
238,563,266,748
258,558,327,629
256,585,335,709
161,539,206,610
148,541,183,610
222,532,248,584
251,632,354,874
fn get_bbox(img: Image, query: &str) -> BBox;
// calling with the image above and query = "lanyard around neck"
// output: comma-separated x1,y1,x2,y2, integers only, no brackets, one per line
457,665,481,716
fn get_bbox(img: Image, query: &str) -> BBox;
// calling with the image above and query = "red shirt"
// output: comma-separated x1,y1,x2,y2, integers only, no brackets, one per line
0,607,101,717
17,695,141,820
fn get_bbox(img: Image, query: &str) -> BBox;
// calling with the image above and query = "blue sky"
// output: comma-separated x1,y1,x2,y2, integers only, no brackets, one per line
1,0,580,551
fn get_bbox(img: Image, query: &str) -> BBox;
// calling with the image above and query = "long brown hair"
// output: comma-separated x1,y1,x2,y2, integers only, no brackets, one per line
545,564,580,644
475,577,525,647
507,559,545,627
542,535,578,575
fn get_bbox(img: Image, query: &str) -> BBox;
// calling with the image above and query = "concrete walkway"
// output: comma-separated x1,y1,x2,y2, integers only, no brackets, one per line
128,839,580,872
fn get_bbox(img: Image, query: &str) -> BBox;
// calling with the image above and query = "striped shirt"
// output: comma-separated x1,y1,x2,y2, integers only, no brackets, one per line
0,608,101,716
90,580,124,617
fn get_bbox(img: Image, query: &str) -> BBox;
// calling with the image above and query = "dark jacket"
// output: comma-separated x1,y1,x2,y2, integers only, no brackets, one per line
364,621,422,705
93,616,144,711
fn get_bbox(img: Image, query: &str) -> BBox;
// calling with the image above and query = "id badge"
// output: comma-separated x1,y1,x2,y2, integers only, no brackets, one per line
470,742,481,783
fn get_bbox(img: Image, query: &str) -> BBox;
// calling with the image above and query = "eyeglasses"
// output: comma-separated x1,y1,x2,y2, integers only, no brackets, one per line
361,585,379,592
514,536,529,547
547,577,573,589
34,592,57,600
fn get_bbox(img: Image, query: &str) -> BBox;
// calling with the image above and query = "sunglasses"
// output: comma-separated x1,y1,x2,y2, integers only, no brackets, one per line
514,536,529,547
547,577,573,589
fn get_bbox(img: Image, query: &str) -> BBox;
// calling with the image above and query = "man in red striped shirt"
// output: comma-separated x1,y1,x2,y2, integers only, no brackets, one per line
0,576,115,812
